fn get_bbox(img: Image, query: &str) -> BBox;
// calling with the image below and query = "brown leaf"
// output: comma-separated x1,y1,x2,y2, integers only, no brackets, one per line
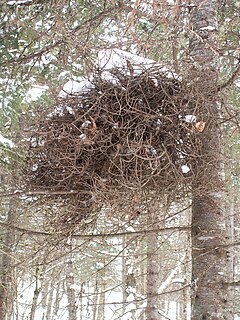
127,60,134,76
114,144,122,158
133,192,139,204
195,121,205,133
89,116,97,133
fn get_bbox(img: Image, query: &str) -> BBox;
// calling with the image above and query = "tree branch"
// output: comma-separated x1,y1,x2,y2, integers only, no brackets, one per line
0,221,190,238
223,280,240,287
217,60,240,91
0,190,81,198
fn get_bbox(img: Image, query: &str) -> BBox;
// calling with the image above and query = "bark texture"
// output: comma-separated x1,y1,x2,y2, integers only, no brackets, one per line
190,1,233,319
66,260,77,320
96,277,106,320
0,203,17,320
146,209,160,320
29,275,41,320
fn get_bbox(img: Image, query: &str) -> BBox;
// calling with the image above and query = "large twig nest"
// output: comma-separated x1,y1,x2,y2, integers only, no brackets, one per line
24,51,207,228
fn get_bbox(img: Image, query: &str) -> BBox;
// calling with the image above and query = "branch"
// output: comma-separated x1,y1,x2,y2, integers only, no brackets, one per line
223,280,240,287
0,41,62,67
0,5,119,67
217,60,240,91
0,189,82,198
0,221,190,238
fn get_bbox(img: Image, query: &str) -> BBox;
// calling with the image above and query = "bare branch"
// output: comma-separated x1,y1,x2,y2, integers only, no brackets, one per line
0,221,190,238
217,59,240,91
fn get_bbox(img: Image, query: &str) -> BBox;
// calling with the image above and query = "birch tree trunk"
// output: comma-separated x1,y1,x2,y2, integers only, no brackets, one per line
190,1,233,319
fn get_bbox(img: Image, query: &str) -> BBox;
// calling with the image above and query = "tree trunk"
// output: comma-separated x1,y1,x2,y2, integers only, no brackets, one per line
190,1,233,319
45,279,54,320
53,279,61,319
0,202,17,320
96,264,106,320
92,279,98,320
41,277,49,320
121,235,127,317
191,196,232,319
29,267,41,320
146,208,159,320
134,236,144,316
66,260,77,320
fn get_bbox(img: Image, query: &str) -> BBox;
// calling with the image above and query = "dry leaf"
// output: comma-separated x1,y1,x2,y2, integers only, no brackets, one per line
127,60,134,76
89,116,97,133
114,143,122,158
133,192,139,204
195,121,205,133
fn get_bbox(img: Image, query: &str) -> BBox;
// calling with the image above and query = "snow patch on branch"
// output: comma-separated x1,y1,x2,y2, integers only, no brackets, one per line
200,26,216,31
59,79,94,97
69,283,81,291
181,165,190,173
25,85,48,102
96,48,179,79
59,49,180,98
0,133,15,148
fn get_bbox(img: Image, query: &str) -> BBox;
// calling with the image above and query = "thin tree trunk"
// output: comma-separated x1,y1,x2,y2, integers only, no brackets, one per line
66,260,77,320
79,283,84,320
45,279,54,320
29,268,41,320
134,237,144,314
29,288,40,320
92,279,99,320
146,207,159,320
0,202,17,320
52,280,61,319
190,1,233,319
96,264,106,320
183,234,191,320
121,235,127,317
226,189,237,314
41,278,49,320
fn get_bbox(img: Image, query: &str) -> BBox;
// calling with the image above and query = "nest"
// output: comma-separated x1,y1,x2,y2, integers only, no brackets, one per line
24,67,205,229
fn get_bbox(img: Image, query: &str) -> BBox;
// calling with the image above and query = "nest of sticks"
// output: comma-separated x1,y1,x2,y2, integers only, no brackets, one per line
24,67,208,229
